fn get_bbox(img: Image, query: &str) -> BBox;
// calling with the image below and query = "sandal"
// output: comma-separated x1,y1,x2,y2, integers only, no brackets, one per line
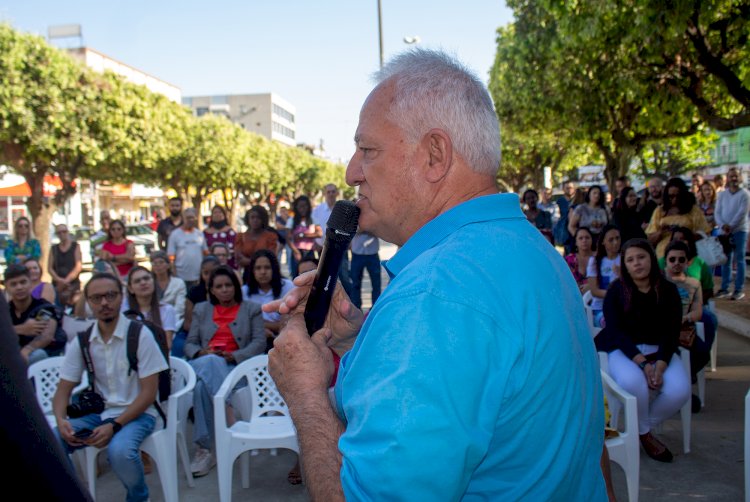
287,465,302,485
639,432,673,463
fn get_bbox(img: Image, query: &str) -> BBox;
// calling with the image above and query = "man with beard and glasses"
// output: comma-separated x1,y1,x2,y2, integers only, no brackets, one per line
157,197,184,250
52,272,168,502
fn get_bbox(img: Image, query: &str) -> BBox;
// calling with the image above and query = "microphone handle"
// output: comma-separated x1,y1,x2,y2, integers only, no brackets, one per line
304,236,349,335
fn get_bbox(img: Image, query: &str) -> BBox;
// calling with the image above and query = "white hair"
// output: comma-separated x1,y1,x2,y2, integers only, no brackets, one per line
373,48,501,176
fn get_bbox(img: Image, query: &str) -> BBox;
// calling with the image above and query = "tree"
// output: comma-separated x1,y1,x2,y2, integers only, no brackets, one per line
626,0,750,130
492,3,703,190
635,129,717,179
0,25,105,268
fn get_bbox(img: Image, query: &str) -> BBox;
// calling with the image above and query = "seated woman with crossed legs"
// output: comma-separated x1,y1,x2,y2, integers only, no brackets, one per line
183,265,265,477
595,238,690,462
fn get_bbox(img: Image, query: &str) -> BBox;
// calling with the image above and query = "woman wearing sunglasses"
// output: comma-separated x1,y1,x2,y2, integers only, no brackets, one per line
5,216,41,265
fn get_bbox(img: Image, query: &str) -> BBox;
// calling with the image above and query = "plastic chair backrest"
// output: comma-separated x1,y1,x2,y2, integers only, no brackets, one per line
247,355,289,419
28,357,89,415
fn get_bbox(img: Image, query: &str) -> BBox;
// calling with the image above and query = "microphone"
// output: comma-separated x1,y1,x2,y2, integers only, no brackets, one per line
304,200,360,335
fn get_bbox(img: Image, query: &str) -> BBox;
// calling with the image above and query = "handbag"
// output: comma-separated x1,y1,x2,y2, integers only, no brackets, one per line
695,231,727,267
679,321,696,348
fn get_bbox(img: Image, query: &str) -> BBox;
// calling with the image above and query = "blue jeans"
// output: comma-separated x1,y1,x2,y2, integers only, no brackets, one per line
720,230,747,293
189,354,234,450
350,253,381,309
171,329,188,358
56,412,156,502
338,252,353,298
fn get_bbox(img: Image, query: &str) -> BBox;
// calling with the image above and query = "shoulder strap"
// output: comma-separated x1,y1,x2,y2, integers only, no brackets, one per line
126,320,142,377
77,325,96,391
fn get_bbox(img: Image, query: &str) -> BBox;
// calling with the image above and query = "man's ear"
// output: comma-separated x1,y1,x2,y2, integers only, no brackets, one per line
424,128,453,183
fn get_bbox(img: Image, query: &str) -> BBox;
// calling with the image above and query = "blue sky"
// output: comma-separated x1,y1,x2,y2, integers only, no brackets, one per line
0,1,513,163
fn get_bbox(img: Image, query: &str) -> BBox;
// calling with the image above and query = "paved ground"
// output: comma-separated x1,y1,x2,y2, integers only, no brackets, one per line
88,243,750,501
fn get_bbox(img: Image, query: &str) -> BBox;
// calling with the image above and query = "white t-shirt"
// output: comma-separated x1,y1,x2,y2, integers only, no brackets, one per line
60,314,169,420
121,298,177,332
167,227,207,282
586,255,621,311
312,202,334,247
241,278,294,322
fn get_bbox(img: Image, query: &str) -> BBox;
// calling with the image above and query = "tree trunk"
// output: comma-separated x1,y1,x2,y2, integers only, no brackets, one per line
23,171,56,281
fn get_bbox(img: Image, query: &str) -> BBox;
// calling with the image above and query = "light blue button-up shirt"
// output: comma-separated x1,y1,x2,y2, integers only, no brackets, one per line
335,193,605,501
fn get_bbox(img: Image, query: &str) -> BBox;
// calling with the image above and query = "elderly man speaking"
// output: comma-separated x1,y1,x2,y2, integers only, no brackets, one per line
266,49,605,501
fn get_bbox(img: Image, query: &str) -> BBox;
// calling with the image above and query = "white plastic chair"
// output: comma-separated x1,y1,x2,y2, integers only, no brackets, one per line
77,357,196,502
214,354,299,502
600,348,692,454
601,370,639,502
695,322,707,407
582,290,601,337
27,356,89,429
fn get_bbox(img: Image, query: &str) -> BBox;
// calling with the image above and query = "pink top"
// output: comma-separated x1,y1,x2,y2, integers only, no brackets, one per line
103,239,134,277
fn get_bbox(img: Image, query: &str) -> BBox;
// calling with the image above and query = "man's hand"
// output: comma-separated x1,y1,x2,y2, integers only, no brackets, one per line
263,271,363,354
57,419,87,448
86,423,114,449
722,224,732,235
269,315,334,406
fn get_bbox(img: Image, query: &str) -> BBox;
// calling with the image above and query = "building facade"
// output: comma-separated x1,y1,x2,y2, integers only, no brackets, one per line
183,93,297,146
706,126,750,177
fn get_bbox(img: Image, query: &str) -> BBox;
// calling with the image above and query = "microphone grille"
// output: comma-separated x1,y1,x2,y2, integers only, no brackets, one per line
327,200,360,234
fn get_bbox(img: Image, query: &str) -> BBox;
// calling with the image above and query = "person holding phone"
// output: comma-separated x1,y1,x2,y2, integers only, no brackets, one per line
183,265,265,477
52,272,168,502
5,264,64,364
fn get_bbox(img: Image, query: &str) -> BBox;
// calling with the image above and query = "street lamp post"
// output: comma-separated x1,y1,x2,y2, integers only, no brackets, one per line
377,0,384,69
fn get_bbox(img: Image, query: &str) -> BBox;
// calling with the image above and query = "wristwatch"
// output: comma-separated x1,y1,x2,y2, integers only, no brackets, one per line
638,360,648,370
103,418,122,434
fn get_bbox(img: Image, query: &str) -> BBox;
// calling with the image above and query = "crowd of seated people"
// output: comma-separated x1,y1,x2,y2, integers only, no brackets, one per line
526,175,727,469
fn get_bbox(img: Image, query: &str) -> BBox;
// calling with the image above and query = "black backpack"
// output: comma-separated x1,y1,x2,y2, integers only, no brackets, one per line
78,314,171,424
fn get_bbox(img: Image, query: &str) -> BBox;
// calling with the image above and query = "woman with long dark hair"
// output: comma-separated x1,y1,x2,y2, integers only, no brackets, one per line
124,266,177,348
586,225,621,326
287,195,321,277
241,249,294,350
613,186,647,243
568,185,610,242
183,265,265,477
564,227,594,293
646,177,711,258
595,239,689,462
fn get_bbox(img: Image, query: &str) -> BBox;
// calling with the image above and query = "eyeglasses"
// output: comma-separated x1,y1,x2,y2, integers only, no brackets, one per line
87,291,120,305
668,256,687,264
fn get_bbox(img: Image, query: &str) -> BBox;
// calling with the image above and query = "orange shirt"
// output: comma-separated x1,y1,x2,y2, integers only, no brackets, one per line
208,304,240,353
236,230,278,260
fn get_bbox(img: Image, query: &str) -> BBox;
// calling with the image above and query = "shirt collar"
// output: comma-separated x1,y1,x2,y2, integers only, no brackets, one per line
383,193,523,278
91,313,128,344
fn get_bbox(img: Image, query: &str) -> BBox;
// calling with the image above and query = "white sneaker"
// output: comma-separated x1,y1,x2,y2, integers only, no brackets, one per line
732,291,745,301
190,447,216,477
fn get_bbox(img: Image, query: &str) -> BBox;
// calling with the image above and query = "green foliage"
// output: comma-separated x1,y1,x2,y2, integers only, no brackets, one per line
0,22,349,234
490,1,730,191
